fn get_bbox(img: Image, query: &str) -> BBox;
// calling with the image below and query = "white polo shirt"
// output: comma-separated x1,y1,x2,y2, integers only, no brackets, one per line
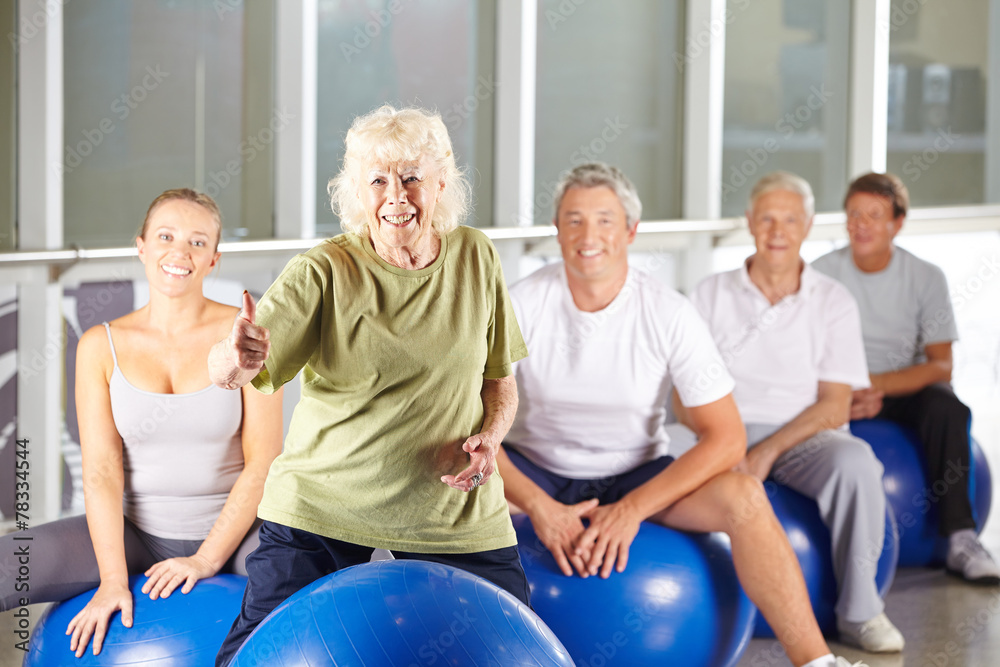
689,262,870,426
506,263,735,479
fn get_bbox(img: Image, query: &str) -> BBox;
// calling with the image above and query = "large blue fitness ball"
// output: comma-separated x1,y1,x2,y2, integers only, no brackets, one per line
25,574,246,666
852,418,993,566
514,516,756,667
231,559,573,667
753,484,899,638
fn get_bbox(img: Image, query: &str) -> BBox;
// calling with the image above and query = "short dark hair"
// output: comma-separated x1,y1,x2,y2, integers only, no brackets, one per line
843,172,909,219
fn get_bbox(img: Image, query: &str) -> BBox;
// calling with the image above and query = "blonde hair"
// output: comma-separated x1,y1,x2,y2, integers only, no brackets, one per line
328,105,471,235
139,188,223,250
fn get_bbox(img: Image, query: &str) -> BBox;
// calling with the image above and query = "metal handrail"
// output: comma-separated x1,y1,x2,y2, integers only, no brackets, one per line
2,204,999,268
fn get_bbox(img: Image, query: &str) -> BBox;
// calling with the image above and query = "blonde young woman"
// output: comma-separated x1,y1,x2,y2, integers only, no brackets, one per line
0,189,282,658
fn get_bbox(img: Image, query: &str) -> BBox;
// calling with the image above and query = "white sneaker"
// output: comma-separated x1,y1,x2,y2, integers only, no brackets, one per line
837,612,905,653
835,658,870,667
947,530,1000,584
802,655,870,667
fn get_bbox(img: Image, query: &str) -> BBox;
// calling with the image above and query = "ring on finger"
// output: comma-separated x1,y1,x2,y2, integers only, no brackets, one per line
470,472,484,488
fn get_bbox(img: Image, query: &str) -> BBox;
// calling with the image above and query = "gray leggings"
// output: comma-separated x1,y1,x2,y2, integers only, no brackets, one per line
0,514,260,612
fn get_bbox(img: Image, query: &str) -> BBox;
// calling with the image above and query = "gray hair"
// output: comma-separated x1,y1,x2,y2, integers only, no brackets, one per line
552,163,642,228
747,171,815,219
328,105,471,236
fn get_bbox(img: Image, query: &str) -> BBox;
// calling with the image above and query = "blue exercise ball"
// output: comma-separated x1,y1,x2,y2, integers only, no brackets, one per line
25,574,246,666
753,483,899,638
231,559,573,667
514,516,756,667
852,418,993,566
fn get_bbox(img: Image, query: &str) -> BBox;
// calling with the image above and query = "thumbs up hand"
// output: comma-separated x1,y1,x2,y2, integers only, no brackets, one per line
209,291,271,390
231,290,270,371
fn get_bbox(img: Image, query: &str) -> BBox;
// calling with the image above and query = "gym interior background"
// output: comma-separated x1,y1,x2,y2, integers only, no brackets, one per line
1,1,999,664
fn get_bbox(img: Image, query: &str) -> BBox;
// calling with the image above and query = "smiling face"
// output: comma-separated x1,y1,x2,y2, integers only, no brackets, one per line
746,189,812,271
845,191,902,271
556,185,636,287
136,199,220,295
360,154,445,260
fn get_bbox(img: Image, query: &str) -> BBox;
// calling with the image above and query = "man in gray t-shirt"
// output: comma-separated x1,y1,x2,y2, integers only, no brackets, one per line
813,172,998,584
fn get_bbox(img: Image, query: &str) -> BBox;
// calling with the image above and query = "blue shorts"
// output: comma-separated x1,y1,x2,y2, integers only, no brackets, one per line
504,446,674,505
216,521,530,667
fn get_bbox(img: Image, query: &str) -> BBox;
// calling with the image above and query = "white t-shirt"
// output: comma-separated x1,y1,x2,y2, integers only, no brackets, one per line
690,262,870,426
812,245,957,374
506,263,735,479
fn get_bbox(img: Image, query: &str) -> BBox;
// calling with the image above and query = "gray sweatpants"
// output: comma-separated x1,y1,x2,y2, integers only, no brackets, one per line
0,514,260,612
747,424,887,624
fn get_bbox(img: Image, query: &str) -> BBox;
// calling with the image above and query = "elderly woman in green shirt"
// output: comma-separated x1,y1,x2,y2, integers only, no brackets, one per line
209,105,529,667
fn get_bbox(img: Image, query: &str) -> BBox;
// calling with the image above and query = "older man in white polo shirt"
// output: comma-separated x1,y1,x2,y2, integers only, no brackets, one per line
690,171,904,654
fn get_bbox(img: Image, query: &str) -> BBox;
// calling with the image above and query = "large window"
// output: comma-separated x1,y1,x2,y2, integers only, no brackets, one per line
721,0,850,216
886,0,996,206
315,0,496,234
534,0,683,224
1,1,14,251
63,0,276,247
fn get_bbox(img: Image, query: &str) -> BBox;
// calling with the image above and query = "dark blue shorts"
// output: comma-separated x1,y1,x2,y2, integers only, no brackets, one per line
216,521,530,667
504,445,675,505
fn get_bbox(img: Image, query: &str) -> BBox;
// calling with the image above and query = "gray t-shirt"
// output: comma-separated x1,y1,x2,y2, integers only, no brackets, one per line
812,245,957,374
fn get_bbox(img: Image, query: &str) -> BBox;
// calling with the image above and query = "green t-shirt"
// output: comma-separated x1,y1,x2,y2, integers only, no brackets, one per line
252,226,527,553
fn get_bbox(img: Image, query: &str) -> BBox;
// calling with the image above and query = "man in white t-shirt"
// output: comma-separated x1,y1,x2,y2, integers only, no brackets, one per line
813,171,998,584
691,171,904,654
500,163,841,667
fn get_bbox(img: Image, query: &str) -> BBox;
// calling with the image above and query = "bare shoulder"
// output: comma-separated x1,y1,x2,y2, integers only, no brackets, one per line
205,299,241,337
206,299,240,320
78,322,111,352
76,321,114,378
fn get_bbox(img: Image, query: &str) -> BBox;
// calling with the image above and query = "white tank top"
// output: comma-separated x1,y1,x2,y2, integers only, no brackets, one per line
103,322,244,540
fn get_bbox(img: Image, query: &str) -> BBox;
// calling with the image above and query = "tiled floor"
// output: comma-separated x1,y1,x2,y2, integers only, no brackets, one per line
737,567,1000,666
2,546,999,665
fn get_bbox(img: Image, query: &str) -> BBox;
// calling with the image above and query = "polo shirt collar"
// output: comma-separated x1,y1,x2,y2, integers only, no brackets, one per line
736,257,819,301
